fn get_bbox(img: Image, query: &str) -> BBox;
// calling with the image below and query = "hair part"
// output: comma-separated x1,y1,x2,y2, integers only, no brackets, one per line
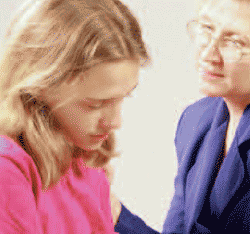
0,0,152,190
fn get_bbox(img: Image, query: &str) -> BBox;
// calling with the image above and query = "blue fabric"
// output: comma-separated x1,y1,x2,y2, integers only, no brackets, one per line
114,203,160,233
196,121,227,232
163,97,250,233
115,97,250,233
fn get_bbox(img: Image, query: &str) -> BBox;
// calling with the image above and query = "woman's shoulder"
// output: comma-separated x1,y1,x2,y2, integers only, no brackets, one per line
0,135,42,188
184,96,222,115
175,97,223,140
179,97,222,124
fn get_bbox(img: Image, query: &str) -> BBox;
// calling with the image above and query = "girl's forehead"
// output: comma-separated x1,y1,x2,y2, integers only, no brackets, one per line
45,60,140,103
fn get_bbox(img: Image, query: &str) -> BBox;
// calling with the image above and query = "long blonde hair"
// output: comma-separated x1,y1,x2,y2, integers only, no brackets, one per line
0,0,152,190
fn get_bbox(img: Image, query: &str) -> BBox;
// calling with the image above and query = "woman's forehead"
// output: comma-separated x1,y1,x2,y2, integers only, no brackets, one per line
199,0,250,16
198,0,250,32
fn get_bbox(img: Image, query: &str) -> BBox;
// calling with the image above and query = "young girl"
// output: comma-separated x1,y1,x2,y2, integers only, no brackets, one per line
0,0,151,233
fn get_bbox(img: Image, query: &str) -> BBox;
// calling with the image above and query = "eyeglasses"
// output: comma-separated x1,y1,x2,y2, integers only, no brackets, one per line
186,19,250,62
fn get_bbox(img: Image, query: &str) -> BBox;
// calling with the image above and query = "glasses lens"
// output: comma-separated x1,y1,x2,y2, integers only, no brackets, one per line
187,20,243,61
219,46,241,61
188,21,210,46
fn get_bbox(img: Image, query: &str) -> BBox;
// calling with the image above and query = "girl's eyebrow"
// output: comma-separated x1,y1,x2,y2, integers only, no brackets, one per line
85,83,139,102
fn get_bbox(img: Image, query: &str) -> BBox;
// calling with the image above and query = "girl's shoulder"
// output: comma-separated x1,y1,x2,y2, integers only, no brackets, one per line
0,135,43,233
0,135,42,189
75,157,109,188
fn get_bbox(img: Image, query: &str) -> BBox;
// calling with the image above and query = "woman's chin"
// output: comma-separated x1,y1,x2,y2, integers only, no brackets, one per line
199,85,229,98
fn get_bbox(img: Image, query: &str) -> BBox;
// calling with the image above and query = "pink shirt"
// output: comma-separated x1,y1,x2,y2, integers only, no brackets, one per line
0,135,116,233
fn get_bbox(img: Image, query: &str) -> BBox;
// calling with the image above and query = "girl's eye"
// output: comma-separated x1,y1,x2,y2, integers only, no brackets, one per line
88,104,103,110
87,101,104,110
86,92,136,110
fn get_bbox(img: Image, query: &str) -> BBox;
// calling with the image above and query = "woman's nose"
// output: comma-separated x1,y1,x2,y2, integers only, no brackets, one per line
199,37,222,63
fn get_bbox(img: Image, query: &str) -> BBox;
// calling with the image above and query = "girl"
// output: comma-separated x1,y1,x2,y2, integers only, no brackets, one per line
0,0,151,233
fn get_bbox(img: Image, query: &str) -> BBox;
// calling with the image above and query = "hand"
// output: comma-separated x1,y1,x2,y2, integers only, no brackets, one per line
103,163,122,226
110,191,122,226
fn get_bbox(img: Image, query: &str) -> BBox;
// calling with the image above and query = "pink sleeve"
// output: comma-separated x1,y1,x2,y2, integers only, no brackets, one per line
0,157,41,233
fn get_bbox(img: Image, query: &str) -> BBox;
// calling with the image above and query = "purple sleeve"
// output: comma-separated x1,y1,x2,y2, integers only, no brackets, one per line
161,169,185,234
114,203,160,234
162,110,188,234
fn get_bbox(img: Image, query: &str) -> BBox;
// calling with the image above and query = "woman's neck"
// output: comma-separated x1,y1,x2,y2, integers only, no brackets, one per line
223,96,249,156
223,96,250,127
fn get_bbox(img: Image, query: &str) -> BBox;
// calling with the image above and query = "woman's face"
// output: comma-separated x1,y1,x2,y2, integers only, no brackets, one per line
46,60,140,151
195,0,250,99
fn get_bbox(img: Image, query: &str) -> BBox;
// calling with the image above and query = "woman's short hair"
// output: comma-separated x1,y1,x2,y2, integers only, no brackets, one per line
0,0,152,190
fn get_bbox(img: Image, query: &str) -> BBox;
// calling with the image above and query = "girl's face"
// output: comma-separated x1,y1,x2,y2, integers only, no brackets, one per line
46,60,140,151
195,0,250,100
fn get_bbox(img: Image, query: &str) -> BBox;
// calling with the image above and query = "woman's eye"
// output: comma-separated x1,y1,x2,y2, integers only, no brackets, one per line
235,40,245,47
224,38,245,47
203,24,212,30
199,23,212,32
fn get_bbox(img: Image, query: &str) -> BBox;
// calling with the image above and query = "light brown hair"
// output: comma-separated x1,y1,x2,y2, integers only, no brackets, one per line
0,0,152,190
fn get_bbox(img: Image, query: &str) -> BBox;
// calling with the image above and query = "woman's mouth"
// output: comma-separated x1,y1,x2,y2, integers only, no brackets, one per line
199,70,225,80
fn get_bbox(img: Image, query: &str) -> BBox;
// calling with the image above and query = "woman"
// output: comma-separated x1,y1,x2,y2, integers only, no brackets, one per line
0,0,151,233
113,0,250,233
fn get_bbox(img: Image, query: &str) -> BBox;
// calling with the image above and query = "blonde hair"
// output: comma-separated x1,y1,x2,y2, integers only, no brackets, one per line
0,0,152,190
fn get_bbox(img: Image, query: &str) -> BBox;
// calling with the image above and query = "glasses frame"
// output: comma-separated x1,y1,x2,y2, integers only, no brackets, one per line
186,19,250,62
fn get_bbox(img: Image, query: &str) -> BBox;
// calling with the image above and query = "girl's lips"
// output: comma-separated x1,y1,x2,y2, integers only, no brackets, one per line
90,133,109,141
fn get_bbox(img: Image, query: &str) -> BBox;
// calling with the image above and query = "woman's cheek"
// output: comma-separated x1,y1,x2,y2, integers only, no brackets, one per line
194,48,202,71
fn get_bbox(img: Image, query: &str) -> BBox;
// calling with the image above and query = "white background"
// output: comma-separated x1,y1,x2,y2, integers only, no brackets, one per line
0,0,205,232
